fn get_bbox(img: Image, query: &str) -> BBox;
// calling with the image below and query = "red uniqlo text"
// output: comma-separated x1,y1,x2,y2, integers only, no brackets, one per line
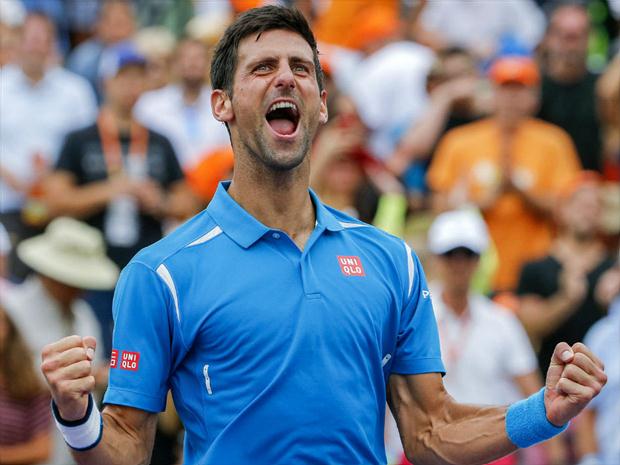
119,351,140,371
337,256,365,277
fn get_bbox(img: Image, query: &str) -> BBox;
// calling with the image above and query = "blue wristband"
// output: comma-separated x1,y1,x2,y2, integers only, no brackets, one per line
505,388,569,448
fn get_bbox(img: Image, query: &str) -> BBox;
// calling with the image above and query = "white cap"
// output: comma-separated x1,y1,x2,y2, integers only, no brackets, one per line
427,209,489,255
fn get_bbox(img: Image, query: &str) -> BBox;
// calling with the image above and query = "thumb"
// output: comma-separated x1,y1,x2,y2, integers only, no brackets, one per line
546,342,574,391
82,336,97,361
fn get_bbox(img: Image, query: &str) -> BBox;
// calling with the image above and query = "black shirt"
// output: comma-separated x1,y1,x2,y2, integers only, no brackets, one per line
538,72,602,172
516,254,615,375
56,123,184,268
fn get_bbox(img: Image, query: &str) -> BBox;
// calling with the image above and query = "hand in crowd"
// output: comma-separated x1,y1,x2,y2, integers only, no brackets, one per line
557,266,588,306
312,117,367,163
432,75,478,106
41,335,98,421
544,342,607,427
133,179,166,217
594,265,620,308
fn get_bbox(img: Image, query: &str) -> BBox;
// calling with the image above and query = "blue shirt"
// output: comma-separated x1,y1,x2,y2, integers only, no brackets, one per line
103,182,444,465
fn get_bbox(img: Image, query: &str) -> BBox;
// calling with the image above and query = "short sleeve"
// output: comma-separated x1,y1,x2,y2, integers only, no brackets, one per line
103,261,184,413
391,246,445,375
516,261,543,296
30,391,52,437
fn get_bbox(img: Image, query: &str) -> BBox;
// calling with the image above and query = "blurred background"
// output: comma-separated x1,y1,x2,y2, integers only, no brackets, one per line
0,1,618,465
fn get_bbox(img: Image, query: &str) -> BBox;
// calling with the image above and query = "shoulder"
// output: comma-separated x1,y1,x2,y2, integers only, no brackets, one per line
440,118,494,146
63,123,99,144
146,128,175,147
523,118,574,145
130,210,220,271
49,67,94,95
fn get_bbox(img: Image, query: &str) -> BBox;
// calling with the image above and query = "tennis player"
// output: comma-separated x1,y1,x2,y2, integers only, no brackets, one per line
41,7,606,465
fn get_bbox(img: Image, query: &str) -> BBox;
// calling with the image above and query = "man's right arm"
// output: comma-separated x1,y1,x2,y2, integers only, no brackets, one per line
41,335,158,465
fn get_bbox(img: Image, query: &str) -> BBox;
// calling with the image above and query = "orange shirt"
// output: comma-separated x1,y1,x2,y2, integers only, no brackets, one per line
427,118,581,290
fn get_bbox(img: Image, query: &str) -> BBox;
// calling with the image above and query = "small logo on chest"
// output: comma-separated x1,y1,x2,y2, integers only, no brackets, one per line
337,256,365,277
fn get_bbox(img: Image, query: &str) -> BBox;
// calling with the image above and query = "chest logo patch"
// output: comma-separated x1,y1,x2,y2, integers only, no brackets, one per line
337,256,366,277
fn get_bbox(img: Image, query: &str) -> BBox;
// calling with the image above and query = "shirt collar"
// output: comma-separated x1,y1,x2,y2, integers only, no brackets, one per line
207,181,343,249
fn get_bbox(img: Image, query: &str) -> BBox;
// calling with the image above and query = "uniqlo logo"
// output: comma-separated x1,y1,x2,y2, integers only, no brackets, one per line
110,349,118,368
337,256,365,277
119,351,140,371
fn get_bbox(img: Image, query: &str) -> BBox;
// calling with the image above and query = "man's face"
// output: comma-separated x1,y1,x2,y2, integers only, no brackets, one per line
176,41,208,87
105,65,146,113
561,185,602,239
435,248,480,293
493,83,539,121
546,7,589,66
223,29,327,171
19,16,54,70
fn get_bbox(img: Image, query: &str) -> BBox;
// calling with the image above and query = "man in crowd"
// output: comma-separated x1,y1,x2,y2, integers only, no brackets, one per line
3,217,118,465
40,7,605,465
0,11,97,279
427,54,581,291
66,0,137,103
539,3,602,172
516,172,616,376
135,38,231,170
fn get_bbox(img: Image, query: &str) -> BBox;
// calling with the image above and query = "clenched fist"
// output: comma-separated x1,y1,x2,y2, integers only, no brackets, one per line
41,335,98,421
544,342,607,426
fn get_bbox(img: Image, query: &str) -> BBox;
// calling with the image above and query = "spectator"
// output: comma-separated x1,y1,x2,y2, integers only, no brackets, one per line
310,93,407,235
135,38,230,170
0,306,52,465
134,26,176,92
574,265,620,465
2,217,118,465
516,172,616,376
538,3,603,172
44,44,197,270
66,0,136,103
427,55,581,291
385,47,488,206
596,52,620,181
0,11,97,279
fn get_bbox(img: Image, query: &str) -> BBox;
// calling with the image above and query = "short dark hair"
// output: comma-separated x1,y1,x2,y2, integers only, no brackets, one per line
210,6,324,95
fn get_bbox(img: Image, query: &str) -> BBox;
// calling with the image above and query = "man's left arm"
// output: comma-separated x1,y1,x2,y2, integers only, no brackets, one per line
388,342,607,465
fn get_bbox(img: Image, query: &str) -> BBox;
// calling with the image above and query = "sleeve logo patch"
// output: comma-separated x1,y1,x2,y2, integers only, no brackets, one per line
110,350,140,371
337,256,365,277
110,349,118,368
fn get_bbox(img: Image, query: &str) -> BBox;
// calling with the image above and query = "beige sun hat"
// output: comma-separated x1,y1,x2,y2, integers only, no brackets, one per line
17,217,119,290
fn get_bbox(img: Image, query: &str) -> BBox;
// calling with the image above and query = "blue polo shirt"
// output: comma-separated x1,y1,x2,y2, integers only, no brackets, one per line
103,182,444,465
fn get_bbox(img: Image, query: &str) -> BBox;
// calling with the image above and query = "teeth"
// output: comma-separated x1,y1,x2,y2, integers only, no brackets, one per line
268,101,297,113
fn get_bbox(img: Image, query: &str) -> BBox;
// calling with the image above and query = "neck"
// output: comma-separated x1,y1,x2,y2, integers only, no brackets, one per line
496,115,523,133
21,63,45,83
105,103,133,133
182,81,203,104
228,158,315,250
442,287,469,317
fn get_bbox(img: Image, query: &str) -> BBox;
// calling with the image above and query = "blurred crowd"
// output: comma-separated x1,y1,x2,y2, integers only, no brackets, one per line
0,1,619,465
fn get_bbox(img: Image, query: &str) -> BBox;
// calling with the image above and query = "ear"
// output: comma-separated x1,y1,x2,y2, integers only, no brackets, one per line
318,89,328,125
211,89,234,123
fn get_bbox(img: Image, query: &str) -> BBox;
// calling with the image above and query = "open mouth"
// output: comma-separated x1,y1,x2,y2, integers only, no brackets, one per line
265,101,300,137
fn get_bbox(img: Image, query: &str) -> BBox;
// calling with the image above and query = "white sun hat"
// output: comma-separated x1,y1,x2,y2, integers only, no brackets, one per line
428,209,489,255
17,217,119,290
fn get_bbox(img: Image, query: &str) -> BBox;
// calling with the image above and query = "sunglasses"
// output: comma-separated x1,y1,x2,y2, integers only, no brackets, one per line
440,247,480,259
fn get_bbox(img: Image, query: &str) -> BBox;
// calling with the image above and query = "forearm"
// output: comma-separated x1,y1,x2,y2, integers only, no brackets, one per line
399,399,516,465
45,179,117,218
0,432,51,464
518,295,577,339
68,409,155,465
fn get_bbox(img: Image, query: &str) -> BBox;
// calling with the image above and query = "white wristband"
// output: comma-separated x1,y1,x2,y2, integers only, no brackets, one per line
52,395,103,451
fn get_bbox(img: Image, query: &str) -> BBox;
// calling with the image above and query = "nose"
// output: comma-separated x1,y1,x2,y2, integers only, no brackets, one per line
274,65,295,90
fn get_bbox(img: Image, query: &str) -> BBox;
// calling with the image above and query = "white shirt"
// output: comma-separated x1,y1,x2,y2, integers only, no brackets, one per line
420,0,545,56
350,41,435,159
430,283,538,405
584,297,620,465
134,84,231,169
2,275,103,465
0,65,97,212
